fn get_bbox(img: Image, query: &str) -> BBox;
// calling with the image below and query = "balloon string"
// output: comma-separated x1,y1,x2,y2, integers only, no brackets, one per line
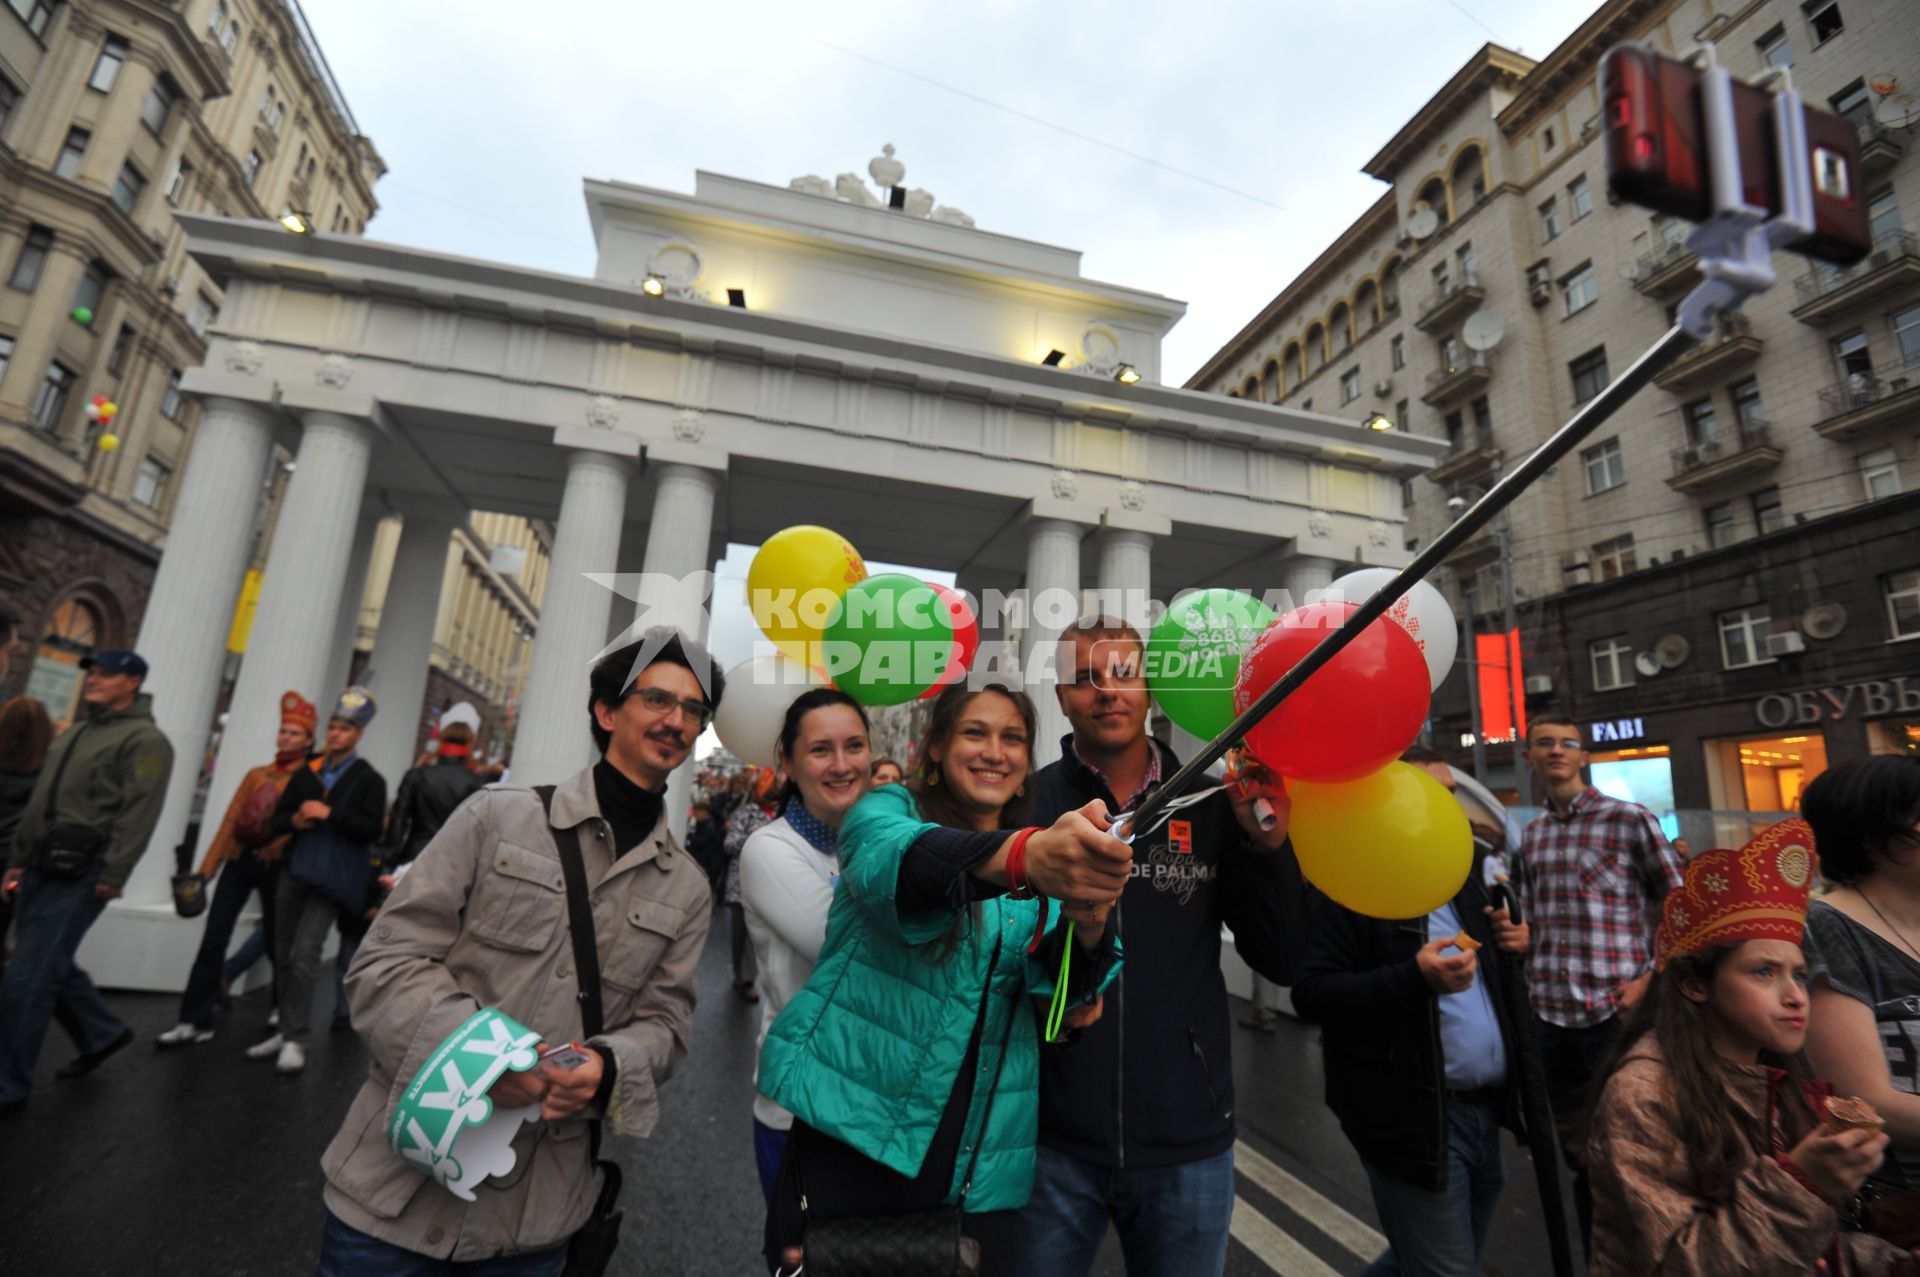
1046,923,1074,1042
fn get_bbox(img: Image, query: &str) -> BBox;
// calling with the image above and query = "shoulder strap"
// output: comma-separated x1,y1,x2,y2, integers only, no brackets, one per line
42,720,91,823
537,784,609,1163
957,932,1020,1204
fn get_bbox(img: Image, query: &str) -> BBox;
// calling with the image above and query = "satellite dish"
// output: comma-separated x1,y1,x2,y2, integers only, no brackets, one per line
1654,633,1691,669
1406,207,1440,240
1874,93,1919,129
1461,311,1507,352
1619,262,1643,282
1634,651,1663,679
1802,602,1848,640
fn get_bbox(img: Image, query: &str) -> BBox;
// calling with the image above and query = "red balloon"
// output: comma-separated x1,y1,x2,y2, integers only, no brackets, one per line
917,583,981,699
1232,601,1431,783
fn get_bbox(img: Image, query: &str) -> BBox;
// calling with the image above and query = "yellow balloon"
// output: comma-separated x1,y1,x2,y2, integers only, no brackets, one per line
747,525,867,664
96,432,120,452
1289,762,1472,919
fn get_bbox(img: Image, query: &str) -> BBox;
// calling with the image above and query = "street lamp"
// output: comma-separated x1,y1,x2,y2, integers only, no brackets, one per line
277,208,314,235
1114,364,1141,385
640,274,666,297
1363,412,1395,431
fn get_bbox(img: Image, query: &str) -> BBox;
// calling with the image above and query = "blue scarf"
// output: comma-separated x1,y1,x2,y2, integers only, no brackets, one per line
782,798,839,855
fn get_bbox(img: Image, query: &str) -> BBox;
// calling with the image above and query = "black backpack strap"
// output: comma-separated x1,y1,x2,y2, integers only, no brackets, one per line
536,784,608,1162
42,719,91,824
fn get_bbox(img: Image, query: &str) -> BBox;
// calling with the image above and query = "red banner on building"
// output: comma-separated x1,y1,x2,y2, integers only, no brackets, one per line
1476,629,1527,743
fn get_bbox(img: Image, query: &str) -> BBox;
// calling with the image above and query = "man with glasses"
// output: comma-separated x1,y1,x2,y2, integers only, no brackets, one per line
1514,711,1681,1252
315,629,723,1271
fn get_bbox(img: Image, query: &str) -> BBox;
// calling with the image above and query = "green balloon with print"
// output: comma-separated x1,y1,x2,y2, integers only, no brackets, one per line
1147,588,1276,739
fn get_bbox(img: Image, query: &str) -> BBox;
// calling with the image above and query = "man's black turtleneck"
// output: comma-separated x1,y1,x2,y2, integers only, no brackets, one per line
593,758,665,853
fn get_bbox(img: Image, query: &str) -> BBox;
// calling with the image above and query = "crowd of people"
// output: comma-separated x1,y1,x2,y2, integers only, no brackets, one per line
3,592,1920,1276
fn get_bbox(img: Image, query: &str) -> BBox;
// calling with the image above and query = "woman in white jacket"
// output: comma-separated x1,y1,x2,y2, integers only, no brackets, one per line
740,687,874,1200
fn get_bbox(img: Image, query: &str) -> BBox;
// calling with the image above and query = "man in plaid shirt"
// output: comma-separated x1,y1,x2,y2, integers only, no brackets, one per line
1514,711,1682,1253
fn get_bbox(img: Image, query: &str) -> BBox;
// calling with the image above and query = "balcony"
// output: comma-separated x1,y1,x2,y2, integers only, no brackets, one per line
1422,349,1493,406
1667,424,1783,492
1652,313,1764,392
1415,269,1486,334
1632,240,1700,299
1792,232,1920,323
1859,120,1905,175
1426,429,1502,487
1813,362,1920,440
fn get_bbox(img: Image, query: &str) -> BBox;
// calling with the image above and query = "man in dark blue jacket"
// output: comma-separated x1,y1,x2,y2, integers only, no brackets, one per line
1291,750,1535,1277
1010,616,1306,1276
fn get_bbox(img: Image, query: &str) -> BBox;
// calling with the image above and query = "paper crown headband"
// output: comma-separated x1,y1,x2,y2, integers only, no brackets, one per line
1656,817,1815,970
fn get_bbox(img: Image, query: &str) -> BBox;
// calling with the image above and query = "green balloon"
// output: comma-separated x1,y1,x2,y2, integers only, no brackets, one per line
1147,588,1277,739
72,306,93,325
822,573,957,706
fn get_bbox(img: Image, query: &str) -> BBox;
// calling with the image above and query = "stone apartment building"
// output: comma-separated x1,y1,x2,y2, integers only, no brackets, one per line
1191,0,1918,821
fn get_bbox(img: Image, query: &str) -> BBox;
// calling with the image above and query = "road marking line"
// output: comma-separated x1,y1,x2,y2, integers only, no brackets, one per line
1230,1195,1345,1277
1234,1139,1387,1262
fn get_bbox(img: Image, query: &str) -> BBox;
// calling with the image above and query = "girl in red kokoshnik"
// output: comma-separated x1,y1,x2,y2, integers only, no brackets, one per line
1583,818,1920,1275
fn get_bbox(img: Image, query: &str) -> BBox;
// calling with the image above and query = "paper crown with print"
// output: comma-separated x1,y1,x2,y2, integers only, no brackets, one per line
1656,817,1815,970
279,690,318,737
330,686,378,729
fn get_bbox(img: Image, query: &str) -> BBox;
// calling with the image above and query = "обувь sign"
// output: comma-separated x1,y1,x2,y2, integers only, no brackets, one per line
1754,676,1920,729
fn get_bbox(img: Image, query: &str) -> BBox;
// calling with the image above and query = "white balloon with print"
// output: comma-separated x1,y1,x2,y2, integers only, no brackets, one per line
711,653,827,768
1328,568,1459,691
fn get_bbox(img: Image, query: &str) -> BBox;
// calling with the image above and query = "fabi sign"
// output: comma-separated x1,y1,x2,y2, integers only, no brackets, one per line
1590,717,1645,744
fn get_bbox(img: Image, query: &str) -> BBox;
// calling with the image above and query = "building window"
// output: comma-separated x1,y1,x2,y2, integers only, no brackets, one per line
1594,534,1637,580
187,292,215,336
89,35,129,93
221,20,239,52
33,360,75,430
1540,197,1562,241
111,162,144,213
1591,635,1635,691
9,225,52,290
132,457,171,509
107,323,133,374
0,77,17,128
54,127,90,179
1891,303,1920,371
242,150,262,187
1562,263,1597,315
1832,82,1873,128
1568,175,1593,221
207,0,227,35
8,0,55,37
1543,125,1557,153
140,78,177,134
1443,409,1465,450
1804,0,1843,44
1391,334,1405,370
1833,330,1872,382
161,370,183,419
1757,25,1793,68
1730,378,1768,431
1887,568,1920,640
1470,395,1491,439
1861,447,1902,500
1719,606,1774,669
1751,486,1785,535
1584,438,1626,494
1340,368,1361,404
1570,346,1610,404
71,260,106,320
165,160,191,205
0,333,12,382
1401,476,1415,510
1683,397,1721,446
1395,398,1410,435
1706,502,1738,548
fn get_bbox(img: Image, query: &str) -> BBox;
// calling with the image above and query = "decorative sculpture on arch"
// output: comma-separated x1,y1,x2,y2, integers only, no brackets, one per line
1307,510,1332,539
1368,520,1391,547
1051,469,1081,501
316,353,354,388
671,408,707,443
225,340,265,377
585,395,620,430
785,146,978,229
1118,481,1147,512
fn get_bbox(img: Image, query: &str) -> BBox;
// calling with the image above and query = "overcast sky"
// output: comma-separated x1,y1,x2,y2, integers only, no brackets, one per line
308,0,1604,386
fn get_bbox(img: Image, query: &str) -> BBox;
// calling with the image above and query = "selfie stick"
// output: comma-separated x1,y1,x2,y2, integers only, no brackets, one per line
1122,42,1811,844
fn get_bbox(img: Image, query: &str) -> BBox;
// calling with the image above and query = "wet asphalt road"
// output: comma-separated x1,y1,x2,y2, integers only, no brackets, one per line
0,932,1571,1275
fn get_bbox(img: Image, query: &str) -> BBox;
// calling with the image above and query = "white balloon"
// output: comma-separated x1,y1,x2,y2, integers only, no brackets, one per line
711,653,827,768
1328,568,1459,691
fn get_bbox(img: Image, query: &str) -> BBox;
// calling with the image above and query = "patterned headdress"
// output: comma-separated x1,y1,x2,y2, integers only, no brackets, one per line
331,685,378,730
1656,817,1815,970
279,690,318,737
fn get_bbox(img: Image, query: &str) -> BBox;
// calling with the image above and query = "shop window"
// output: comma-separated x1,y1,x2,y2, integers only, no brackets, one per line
1707,732,1828,817
1583,438,1625,494
1866,718,1920,757
1718,605,1773,669
1590,635,1635,690
24,597,103,728
1887,567,1920,640
1589,744,1677,837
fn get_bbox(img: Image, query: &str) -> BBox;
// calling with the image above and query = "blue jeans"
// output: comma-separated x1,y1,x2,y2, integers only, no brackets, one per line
754,1117,790,1204
1359,1097,1508,1277
317,1211,566,1276
0,866,127,1103
1011,1143,1235,1277
180,854,279,1029
224,920,269,989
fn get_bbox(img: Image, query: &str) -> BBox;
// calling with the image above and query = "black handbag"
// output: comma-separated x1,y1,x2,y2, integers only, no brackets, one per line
795,937,1018,1277
36,722,108,880
536,787,626,1277
171,822,207,918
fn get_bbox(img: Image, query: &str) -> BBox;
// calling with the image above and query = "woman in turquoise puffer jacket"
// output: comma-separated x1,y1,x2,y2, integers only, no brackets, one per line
758,682,1131,1275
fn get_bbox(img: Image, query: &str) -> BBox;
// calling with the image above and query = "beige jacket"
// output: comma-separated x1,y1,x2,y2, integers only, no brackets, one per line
321,769,712,1260
1589,1036,1914,1277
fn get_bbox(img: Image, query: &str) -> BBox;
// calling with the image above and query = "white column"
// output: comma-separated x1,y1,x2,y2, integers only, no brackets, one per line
513,450,633,786
321,505,382,702
1283,555,1338,609
1094,528,1154,635
121,397,277,913
1020,519,1084,769
636,463,721,844
359,510,460,783
199,412,376,859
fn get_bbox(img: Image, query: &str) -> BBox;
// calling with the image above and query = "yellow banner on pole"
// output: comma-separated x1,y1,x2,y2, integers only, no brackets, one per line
227,568,264,653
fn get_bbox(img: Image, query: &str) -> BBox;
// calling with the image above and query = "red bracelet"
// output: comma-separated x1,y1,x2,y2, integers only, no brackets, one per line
1005,826,1042,899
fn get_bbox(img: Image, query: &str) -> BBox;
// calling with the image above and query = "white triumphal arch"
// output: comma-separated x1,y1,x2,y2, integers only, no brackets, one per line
86,153,1445,988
